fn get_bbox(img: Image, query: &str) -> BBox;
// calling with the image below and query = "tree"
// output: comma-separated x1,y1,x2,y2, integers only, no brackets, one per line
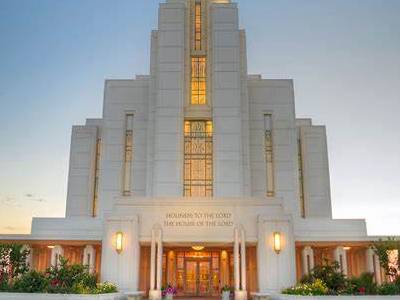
373,238,400,282
0,244,30,286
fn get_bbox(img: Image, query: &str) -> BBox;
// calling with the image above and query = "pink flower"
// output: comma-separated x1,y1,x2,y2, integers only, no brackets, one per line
51,279,61,287
358,287,366,295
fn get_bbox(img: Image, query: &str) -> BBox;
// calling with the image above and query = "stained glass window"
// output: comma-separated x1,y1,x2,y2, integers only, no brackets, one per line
191,57,207,105
184,120,213,197
194,2,202,51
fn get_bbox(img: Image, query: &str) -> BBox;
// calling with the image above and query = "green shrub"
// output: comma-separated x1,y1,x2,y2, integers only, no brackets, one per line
377,282,400,295
95,282,118,294
0,244,30,284
13,270,49,293
45,257,97,294
344,272,377,295
0,245,117,295
282,279,328,296
373,238,400,282
301,261,347,294
0,271,10,291
0,244,30,292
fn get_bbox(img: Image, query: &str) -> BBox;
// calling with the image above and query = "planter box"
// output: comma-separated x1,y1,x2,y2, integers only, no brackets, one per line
253,294,400,300
0,293,127,300
271,295,400,300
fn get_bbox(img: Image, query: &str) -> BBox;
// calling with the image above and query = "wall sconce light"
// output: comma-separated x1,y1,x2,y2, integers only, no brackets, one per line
273,232,281,254
116,232,123,254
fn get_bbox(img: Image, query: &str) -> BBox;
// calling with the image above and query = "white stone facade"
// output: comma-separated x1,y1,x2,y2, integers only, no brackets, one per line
0,0,384,298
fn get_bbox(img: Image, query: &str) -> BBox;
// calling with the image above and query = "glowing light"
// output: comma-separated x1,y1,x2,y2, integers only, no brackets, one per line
116,232,123,254
344,246,351,250
274,232,281,254
47,245,55,249
192,246,205,251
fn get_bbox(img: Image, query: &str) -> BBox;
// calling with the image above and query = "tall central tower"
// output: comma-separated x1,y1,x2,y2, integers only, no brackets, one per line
150,0,248,199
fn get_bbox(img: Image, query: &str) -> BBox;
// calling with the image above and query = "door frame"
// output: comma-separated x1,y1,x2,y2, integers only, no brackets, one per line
184,258,212,296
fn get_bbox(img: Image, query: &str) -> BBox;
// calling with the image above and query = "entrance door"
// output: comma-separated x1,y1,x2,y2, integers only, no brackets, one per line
185,260,211,296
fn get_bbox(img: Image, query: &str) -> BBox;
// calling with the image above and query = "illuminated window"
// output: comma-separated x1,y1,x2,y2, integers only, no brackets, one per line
298,138,305,218
194,2,202,51
123,113,134,196
191,57,207,105
184,120,213,197
264,115,275,197
92,138,101,217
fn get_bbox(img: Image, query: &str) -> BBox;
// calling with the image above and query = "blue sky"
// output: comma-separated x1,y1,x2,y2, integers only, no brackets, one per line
0,0,399,235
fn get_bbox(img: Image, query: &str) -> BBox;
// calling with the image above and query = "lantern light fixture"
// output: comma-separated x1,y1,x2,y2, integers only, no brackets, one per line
116,232,123,254
273,232,281,254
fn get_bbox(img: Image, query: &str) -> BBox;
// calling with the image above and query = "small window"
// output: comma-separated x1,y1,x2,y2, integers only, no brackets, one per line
123,114,134,195
264,115,275,197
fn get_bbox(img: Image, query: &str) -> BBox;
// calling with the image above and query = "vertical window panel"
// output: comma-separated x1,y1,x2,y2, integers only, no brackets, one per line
184,120,213,197
92,138,101,217
298,138,306,217
194,2,202,51
264,115,275,197
123,114,134,196
191,57,207,105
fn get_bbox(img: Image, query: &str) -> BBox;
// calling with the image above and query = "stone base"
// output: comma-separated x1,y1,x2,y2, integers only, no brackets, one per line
125,291,144,300
148,290,162,300
235,290,248,300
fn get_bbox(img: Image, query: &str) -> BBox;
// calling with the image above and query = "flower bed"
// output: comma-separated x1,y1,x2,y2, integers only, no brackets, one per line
272,295,400,299
0,244,117,295
282,256,400,297
0,292,126,300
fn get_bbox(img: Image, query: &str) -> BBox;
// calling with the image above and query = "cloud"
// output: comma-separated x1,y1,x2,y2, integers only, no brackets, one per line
32,198,46,203
1,225,27,233
3,226,18,231
0,196,22,207
0,194,47,207
24,193,47,203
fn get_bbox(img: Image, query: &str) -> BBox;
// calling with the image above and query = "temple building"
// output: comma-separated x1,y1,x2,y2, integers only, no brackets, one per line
0,0,386,298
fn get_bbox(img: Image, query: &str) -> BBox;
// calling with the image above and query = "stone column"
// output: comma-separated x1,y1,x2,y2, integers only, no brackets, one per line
150,229,156,290
100,216,140,292
366,247,382,284
236,227,248,300
334,246,348,276
301,246,314,276
149,227,162,300
51,245,63,267
257,215,296,293
240,228,247,291
257,217,268,292
83,245,96,274
156,229,163,291
234,227,240,291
